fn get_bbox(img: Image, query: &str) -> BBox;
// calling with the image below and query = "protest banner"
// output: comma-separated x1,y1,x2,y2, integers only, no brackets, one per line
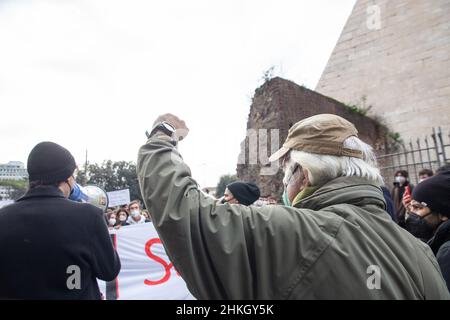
98,222,195,300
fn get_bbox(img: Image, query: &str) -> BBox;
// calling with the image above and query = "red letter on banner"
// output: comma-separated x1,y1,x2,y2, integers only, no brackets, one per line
144,238,179,286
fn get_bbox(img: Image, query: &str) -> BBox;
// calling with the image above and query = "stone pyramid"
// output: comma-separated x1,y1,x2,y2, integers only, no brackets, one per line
316,0,450,142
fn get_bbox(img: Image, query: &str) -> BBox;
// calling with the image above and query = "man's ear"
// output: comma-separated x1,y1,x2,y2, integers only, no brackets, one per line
302,168,311,187
58,180,71,197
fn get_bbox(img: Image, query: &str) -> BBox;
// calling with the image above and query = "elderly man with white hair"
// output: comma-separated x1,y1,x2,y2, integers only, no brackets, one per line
137,113,449,300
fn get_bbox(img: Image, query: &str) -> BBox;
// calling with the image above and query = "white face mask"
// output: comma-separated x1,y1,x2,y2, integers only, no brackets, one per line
119,215,127,222
108,218,116,226
395,176,406,185
131,210,140,217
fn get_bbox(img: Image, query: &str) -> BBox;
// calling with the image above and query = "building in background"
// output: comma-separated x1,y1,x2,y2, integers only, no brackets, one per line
0,161,28,181
0,186,11,200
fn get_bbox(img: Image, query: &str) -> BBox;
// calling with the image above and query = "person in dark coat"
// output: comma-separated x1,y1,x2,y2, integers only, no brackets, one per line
0,141,121,299
391,170,414,227
381,186,397,222
436,163,450,175
404,170,450,290
223,181,261,206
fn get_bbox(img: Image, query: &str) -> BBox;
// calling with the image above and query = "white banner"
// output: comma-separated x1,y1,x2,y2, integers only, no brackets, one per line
107,189,130,207
98,223,195,300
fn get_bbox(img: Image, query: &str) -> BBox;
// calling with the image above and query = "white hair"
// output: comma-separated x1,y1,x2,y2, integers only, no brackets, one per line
284,136,384,187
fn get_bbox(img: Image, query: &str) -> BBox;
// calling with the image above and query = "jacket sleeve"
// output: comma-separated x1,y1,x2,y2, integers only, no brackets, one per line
90,208,121,281
436,242,450,291
137,136,331,299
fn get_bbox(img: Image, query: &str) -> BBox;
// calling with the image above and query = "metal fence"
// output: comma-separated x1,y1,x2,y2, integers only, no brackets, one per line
377,127,450,186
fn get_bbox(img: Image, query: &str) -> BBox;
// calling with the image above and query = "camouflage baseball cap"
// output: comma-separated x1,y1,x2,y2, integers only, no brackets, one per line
269,114,363,162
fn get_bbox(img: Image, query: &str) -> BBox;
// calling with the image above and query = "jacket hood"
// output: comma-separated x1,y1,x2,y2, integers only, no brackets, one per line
294,176,386,211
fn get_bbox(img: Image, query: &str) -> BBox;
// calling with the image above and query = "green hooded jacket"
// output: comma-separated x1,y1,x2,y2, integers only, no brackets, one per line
137,136,450,299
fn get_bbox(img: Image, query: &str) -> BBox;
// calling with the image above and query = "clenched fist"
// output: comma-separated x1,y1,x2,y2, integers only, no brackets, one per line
153,113,189,141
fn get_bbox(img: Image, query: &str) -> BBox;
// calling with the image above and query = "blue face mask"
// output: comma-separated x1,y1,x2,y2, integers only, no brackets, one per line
282,190,291,207
69,183,89,202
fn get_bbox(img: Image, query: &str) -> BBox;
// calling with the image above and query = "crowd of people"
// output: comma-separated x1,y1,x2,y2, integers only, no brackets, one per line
104,200,152,229
1,113,449,300
387,165,450,289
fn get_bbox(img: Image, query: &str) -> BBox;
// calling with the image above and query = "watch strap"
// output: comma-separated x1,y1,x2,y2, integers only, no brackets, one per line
146,121,175,139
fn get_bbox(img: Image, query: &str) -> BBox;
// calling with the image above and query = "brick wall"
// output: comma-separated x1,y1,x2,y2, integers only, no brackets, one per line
237,77,388,200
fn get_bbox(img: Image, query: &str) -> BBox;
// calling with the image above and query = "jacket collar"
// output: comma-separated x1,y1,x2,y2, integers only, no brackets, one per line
127,215,146,224
17,185,66,202
428,219,450,255
294,176,386,211
292,186,320,207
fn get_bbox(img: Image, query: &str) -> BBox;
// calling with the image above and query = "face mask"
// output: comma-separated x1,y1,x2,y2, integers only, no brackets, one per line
68,183,89,202
418,179,425,183
395,176,406,185
131,210,140,217
108,218,116,226
282,190,291,207
405,213,435,241
119,216,127,222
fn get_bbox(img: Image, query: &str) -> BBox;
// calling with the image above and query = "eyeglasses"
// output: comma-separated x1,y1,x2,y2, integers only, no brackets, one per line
284,164,300,188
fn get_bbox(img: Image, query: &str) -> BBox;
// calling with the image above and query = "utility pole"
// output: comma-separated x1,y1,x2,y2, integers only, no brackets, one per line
84,149,88,185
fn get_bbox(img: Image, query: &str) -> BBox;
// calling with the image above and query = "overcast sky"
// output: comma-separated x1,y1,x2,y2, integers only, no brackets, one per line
0,0,356,188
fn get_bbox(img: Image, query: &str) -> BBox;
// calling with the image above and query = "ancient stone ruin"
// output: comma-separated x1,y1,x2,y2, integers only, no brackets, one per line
236,77,388,200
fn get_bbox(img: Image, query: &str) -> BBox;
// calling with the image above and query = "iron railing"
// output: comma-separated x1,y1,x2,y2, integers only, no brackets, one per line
377,127,450,186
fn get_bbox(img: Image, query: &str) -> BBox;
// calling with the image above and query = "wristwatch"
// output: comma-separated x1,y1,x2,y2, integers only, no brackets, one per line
146,121,176,139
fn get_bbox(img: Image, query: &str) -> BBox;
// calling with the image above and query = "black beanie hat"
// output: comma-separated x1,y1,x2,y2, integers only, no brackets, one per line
227,181,261,206
412,171,450,217
27,141,77,184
